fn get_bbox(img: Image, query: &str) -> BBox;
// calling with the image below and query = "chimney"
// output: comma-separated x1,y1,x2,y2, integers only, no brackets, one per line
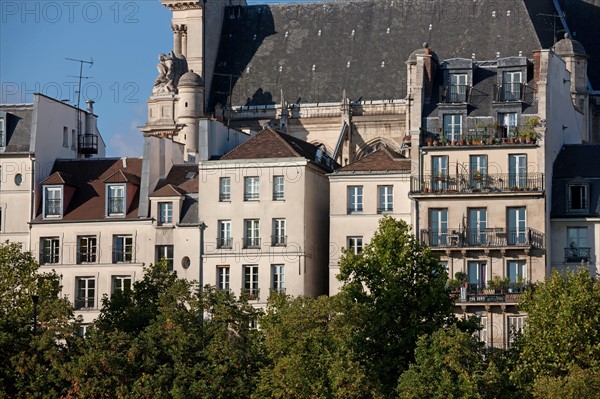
86,100,95,114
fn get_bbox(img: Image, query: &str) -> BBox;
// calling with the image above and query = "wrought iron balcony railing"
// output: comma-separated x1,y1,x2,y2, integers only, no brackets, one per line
217,237,233,249
243,237,261,249
241,288,260,301
77,251,97,264
411,173,544,194
78,134,98,155
441,84,470,103
564,247,591,262
495,83,525,102
422,227,544,250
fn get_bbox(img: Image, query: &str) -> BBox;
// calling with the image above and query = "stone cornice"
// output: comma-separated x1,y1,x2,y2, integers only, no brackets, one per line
161,1,202,11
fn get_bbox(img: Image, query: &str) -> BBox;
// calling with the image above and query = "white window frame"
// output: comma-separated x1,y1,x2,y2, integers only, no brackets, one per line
568,184,588,212
43,186,63,218
378,185,393,213
77,236,97,264
243,265,259,299
244,176,260,201
218,220,232,248
507,316,526,347
507,207,527,245
244,219,260,248
272,264,285,293
112,235,133,263
219,177,231,202
347,236,363,255
273,175,285,200
41,237,60,265
430,209,448,246
112,275,132,294
272,218,286,246
468,261,487,290
156,245,174,271
502,71,522,101
158,202,173,225
443,114,462,141
509,154,527,188
347,186,363,213
217,266,230,291
106,184,126,217
507,260,527,284
75,277,95,310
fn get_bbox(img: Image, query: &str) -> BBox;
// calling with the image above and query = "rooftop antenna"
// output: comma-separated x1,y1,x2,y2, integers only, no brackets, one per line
66,57,93,148
538,12,566,45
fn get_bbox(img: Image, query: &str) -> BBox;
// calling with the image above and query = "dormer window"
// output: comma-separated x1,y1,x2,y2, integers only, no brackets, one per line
447,73,468,103
107,184,125,216
501,71,522,101
43,186,63,218
158,202,173,225
568,183,588,212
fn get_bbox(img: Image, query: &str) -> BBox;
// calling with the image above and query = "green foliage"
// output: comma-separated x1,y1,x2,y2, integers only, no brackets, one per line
0,241,77,398
512,269,600,393
337,217,454,393
532,366,600,399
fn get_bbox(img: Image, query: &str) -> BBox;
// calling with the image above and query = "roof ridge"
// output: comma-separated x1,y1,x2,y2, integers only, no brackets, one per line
268,127,304,158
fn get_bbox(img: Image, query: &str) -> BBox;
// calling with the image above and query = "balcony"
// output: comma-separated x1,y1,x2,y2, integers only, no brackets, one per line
441,84,470,104
423,126,538,146
421,227,544,250
451,289,524,304
411,173,544,195
243,237,261,249
271,235,287,246
564,247,591,263
78,134,98,155
217,237,233,249
494,83,526,102
241,288,260,301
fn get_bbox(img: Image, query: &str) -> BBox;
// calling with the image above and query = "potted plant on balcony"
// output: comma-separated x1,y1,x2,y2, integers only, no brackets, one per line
439,135,447,146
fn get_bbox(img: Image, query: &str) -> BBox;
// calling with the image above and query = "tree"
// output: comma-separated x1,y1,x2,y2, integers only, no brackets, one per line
254,294,383,399
0,241,77,398
511,269,600,394
337,217,454,393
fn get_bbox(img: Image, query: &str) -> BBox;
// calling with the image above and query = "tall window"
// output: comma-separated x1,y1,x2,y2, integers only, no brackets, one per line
158,202,173,224
107,185,125,216
509,154,527,188
244,177,259,201
507,207,527,245
430,209,448,246
347,186,363,213
273,176,285,200
468,208,487,245
502,71,522,101
449,73,468,103
568,184,588,211
432,156,449,191
63,126,69,147
112,276,132,293
347,236,363,255
468,261,487,290
156,245,174,271
566,227,589,262
507,261,526,284
272,264,285,293
41,237,60,265
378,185,393,213
43,186,63,218
272,218,286,246
71,129,76,150
77,236,97,264
470,155,488,189
477,316,488,348
498,112,517,138
75,277,95,310
218,220,232,248
113,235,133,263
217,266,230,291
243,265,259,300
219,177,231,201
443,114,462,141
508,316,526,347
244,219,260,248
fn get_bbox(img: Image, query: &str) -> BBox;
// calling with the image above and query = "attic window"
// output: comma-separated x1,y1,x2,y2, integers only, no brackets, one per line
107,184,126,217
568,183,589,213
43,186,63,218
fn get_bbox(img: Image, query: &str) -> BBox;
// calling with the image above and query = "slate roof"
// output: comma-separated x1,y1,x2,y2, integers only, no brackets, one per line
334,147,411,174
34,158,143,222
210,0,546,108
220,127,339,171
552,145,600,217
0,105,33,153
42,172,78,186
179,194,199,226
152,164,199,194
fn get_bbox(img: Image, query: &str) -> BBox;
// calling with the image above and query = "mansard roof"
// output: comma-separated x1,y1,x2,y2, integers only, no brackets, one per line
149,183,186,197
210,0,555,109
42,171,78,186
0,105,33,153
152,164,199,194
334,147,411,174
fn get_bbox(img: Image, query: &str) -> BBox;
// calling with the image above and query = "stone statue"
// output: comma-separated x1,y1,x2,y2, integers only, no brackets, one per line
152,51,188,95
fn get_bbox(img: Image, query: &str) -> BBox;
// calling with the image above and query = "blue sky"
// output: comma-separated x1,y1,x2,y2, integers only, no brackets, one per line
0,0,321,157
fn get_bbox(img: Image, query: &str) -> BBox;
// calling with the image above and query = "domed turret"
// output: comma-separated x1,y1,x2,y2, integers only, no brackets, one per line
179,70,204,87
554,33,588,58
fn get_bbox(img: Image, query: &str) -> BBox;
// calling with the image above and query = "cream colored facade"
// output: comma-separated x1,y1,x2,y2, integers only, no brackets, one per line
198,158,330,305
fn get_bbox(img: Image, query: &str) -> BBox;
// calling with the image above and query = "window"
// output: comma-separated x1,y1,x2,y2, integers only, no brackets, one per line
378,185,393,213
158,202,173,225
508,316,526,347
467,208,487,245
509,154,527,188
218,220,232,248
432,156,449,191
272,264,285,293
273,176,285,200
272,218,286,246
77,236,97,264
63,126,68,147
0,117,5,147
470,155,488,189
43,186,63,218
41,237,60,265
347,186,363,213
107,184,125,216
71,129,76,150
156,245,174,271
75,277,95,310
468,261,487,290
77,324,90,337
244,219,260,248
217,266,230,291
498,112,518,138
219,177,231,201
113,235,133,263
430,209,448,246
112,276,132,293
243,265,259,300
507,207,527,245
566,227,589,262
347,236,363,255
507,261,526,284
244,177,259,201
448,73,468,103
477,316,488,348
502,71,522,101
443,114,462,141
568,184,588,211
